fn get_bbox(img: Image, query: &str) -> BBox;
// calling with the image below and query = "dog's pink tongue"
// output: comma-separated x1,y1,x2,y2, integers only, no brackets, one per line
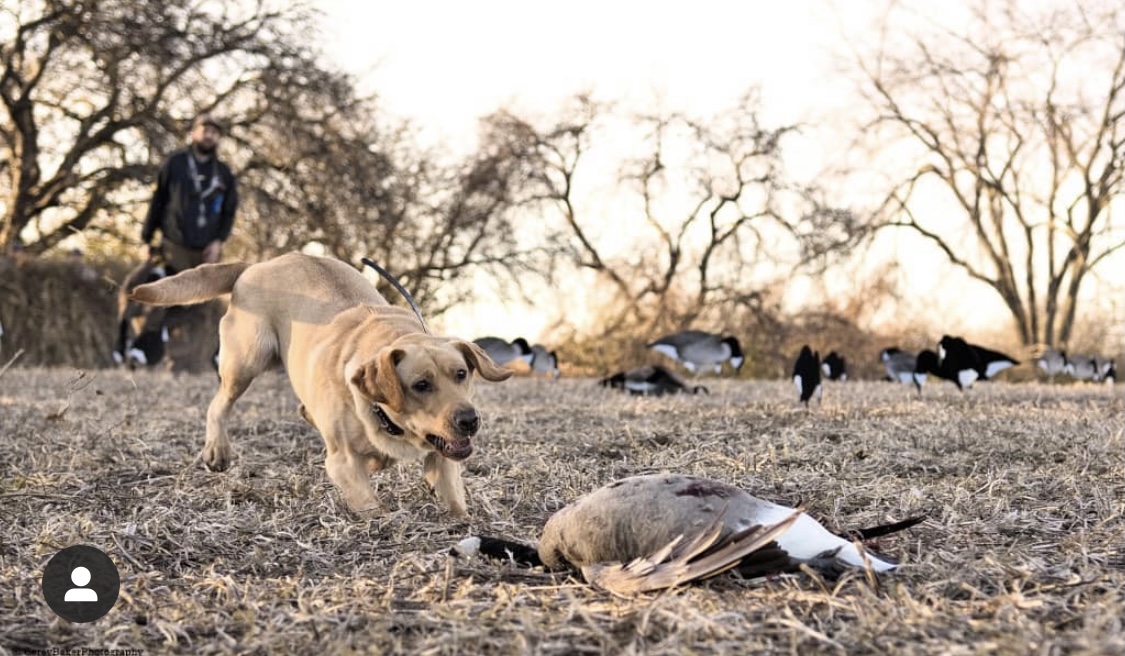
426,435,473,460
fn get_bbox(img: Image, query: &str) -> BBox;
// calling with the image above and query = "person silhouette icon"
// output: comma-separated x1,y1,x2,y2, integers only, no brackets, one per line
42,545,119,622
64,566,98,602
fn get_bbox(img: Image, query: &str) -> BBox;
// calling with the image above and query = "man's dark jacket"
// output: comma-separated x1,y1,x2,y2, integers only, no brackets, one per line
142,148,238,249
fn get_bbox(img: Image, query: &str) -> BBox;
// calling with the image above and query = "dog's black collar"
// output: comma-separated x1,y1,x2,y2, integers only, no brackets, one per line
373,404,405,436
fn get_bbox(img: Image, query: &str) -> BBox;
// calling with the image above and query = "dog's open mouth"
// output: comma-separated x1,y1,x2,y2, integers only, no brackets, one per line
426,434,472,460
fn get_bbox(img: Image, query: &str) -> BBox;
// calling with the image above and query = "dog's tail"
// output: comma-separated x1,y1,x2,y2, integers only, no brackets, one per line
131,262,251,306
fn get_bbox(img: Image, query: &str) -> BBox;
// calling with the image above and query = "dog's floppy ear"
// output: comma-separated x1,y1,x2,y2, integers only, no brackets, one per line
351,348,406,413
453,341,513,382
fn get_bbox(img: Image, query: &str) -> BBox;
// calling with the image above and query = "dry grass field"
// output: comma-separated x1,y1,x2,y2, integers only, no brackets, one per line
0,367,1122,655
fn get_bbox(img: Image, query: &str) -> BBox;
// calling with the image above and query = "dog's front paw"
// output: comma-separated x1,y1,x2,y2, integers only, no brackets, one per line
201,443,231,471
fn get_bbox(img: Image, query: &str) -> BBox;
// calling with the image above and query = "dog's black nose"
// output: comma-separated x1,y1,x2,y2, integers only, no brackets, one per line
454,408,481,435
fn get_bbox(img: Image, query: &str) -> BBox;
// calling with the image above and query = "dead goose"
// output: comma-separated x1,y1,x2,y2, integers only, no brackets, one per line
529,344,561,378
472,336,533,366
647,330,744,375
599,365,709,396
452,474,922,596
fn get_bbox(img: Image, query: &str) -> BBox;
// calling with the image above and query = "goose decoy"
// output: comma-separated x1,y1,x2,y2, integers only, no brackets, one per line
935,336,982,387
599,365,709,396
793,345,822,406
472,336,533,366
1096,358,1117,384
529,344,561,379
937,335,1019,382
124,325,170,368
452,474,922,596
114,261,169,366
966,342,1020,378
914,348,973,390
881,348,920,385
647,331,744,375
820,351,847,381
1065,356,1098,381
1034,349,1068,381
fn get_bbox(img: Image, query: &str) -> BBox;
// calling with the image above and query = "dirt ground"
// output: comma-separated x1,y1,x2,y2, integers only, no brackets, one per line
0,367,1122,655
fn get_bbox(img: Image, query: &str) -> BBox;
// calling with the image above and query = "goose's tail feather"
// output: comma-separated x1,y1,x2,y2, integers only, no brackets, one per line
450,535,542,568
847,515,926,541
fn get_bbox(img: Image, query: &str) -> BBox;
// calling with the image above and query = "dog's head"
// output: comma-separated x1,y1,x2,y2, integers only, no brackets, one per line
350,338,511,460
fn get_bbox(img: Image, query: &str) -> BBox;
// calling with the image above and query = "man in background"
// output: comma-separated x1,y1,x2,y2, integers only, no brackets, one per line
116,112,236,370
141,112,238,272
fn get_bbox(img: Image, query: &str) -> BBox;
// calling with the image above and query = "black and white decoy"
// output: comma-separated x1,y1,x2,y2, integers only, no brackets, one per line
1065,356,1098,381
452,474,922,596
915,348,975,390
821,351,847,381
935,335,1018,388
472,336,534,366
1034,349,1068,381
647,331,744,375
529,344,561,379
124,325,169,368
793,345,822,406
1096,358,1117,384
881,347,919,385
965,341,1020,378
934,337,982,389
600,365,708,396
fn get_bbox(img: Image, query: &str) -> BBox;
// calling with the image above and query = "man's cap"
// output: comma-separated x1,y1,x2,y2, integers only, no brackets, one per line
192,113,224,134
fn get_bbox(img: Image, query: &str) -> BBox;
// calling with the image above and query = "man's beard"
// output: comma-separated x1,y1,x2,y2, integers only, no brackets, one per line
192,141,217,156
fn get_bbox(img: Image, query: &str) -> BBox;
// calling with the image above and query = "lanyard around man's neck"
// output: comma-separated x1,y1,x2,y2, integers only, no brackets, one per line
186,152,221,228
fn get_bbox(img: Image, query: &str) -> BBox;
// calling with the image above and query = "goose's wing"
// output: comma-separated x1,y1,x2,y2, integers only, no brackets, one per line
581,509,800,597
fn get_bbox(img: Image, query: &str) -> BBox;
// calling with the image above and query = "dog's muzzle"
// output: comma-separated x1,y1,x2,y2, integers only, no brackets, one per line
426,434,473,461
427,406,480,460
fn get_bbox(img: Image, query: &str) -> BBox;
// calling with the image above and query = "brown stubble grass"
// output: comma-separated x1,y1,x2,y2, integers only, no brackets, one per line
0,368,1122,655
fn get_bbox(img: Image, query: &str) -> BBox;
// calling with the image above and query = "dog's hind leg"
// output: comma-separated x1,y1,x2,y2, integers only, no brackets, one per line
203,310,275,472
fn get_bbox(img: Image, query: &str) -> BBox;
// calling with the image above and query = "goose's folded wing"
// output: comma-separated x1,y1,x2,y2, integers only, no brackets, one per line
582,510,800,596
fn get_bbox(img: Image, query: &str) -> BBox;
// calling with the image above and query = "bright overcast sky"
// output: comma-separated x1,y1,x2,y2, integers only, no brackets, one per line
311,1,1121,348
312,1,895,340
315,0,871,151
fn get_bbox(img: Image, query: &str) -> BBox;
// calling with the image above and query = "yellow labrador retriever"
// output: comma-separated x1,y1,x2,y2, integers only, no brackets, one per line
131,252,511,516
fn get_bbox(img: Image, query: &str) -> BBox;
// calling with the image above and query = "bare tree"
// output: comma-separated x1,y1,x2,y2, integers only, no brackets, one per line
233,94,557,316
480,93,862,336
0,0,325,254
856,0,1125,346
0,0,546,320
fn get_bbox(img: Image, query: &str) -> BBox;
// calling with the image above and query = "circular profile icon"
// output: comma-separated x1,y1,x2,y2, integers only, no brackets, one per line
41,545,120,623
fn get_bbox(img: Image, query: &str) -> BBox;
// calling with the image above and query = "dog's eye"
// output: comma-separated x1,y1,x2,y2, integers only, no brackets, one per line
412,380,431,393
456,369,468,381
